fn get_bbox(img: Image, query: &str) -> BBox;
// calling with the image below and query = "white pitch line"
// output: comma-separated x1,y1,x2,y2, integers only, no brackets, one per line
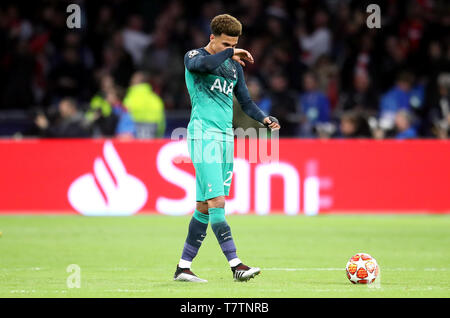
262,267,448,272
263,268,342,271
105,289,153,293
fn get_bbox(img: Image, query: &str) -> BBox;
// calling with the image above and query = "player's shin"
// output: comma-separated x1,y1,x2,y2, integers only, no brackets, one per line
209,207,241,267
179,210,209,268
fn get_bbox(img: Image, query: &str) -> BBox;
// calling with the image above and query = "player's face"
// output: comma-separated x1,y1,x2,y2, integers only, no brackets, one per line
210,33,239,53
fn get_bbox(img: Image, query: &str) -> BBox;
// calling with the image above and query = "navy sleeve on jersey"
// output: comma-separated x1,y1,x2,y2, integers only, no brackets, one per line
184,48,234,73
234,64,267,124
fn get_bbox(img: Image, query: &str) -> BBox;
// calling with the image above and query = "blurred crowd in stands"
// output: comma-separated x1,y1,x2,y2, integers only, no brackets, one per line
0,0,449,139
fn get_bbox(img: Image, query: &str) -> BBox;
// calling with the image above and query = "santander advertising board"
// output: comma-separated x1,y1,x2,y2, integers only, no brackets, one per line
67,140,328,216
0,139,449,215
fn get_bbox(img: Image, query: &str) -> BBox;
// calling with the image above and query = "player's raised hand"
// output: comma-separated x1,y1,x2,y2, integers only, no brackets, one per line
263,116,280,130
232,48,254,67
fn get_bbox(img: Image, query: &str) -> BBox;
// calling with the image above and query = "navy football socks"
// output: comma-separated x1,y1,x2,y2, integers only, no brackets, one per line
179,210,209,268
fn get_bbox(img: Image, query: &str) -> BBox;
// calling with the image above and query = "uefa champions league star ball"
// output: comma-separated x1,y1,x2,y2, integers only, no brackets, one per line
346,253,379,284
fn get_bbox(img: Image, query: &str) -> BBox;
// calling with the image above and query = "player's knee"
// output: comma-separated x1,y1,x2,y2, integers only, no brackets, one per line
207,196,225,209
196,201,209,214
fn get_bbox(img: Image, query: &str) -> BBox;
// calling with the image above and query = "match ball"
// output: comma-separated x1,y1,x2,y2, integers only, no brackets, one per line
345,253,379,284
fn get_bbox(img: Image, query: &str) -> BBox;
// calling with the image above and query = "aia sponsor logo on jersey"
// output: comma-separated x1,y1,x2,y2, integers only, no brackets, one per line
210,78,234,96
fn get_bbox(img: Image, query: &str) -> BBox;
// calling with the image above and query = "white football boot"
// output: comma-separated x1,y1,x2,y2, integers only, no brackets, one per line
173,265,208,283
232,263,261,282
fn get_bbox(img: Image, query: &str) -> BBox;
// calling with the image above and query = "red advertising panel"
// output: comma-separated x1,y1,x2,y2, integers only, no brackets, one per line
0,139,449,215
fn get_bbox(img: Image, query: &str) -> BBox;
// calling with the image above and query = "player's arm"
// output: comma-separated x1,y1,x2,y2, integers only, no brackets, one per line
234,65,281,130
184,48,234,73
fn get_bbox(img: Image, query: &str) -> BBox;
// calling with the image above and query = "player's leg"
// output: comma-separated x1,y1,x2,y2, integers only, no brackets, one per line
207,195,238,265
207,196,261,282
178,201,209,268
209,140,260,281
174,140,209,282
174,200,209,282
205,141,239,266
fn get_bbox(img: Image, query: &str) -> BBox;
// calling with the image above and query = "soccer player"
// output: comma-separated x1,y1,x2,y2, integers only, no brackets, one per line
174,14,280,283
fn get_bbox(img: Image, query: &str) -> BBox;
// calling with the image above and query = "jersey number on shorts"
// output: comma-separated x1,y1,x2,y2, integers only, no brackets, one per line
223,171,233,187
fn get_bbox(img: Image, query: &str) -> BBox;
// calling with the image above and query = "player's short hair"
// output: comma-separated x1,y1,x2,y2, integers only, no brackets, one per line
210,14,242,37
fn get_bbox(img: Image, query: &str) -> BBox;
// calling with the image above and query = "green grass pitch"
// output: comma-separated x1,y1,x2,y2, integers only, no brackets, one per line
0,214,449,298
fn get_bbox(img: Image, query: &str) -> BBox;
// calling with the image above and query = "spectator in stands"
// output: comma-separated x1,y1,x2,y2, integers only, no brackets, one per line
46,46,90,103
340,31,377,94
1,40,35,110
100,31,135,88
379,72,415,131
86,75,135,138
297,10,331,67
34,98,90,138
106,85,136,139
1,1,450,139
248,77,272,115
298,71,331,137
266,72,299,137
428,73,450,139
337,111,372,139
123,71,165,138
337,70,378,116
63,32,95,71
140,27,185,110
86,73,114,128
378,36,409,92
88,5,117,66
394,110,418,139
314,55,339,110
122,14,152,66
